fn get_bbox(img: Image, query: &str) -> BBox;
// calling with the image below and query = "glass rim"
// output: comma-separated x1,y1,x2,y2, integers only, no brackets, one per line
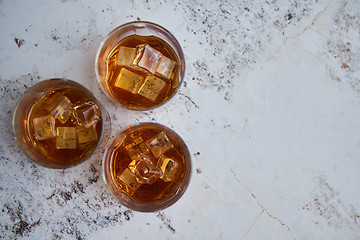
94,20,186,111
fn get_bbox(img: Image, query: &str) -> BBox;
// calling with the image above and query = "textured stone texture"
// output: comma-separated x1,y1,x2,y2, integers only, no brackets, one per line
0,0,359,239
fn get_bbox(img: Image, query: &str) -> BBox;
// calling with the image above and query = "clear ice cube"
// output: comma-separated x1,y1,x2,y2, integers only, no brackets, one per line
138,75,166,101
118,168,142,195
114,68,144,94
146,131,173,158
132,44,162,74
73,101,101,128
157,155,180,182
117,46,136,66
77,126,98,149
56,127,77,149
128,154,162,184
124,135,150,158
156,55,177,80
47,92,72,124
33,115,56,140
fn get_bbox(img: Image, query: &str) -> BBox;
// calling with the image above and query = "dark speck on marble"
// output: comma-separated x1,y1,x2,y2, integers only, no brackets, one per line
178,0,316,102
157,211,176,234
14,38,25,48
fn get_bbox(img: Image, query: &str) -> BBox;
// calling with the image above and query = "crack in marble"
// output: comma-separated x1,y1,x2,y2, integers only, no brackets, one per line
230,168,296,239
240,209,264,240
250,192,296,240
178,92,200,109
285,2,331,40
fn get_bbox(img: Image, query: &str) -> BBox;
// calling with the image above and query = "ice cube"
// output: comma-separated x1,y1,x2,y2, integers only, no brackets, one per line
138,75,166,101
119,168,141,195
157,155,180,182
56,127,77,149
117,46,136,66
77,126,98,149
124,135,150,158
47,92,72,124
118,168,142,195
33,115,56,140
128,154,162,184
114,68,144,94
73,101,101,127
156,55,177,80
132,44,162,74
146,131,173,158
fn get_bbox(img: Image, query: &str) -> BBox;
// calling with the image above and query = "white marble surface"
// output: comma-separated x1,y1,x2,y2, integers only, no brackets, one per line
1,0,360,239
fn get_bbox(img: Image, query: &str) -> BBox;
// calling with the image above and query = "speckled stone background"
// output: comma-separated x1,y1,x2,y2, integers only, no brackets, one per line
1,0,360,239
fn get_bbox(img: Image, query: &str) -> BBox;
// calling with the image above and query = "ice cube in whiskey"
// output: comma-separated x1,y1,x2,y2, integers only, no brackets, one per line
47,92,72,124
128,154,162,184
132,44,162,74
146,131,173,158
77,126,98,149
114,68,144,94
102,123,191,212
138,75,166,102
118,168,142,195
156,55,177,80
124,135,150,158
157,155,181,182
117,46,136,66
73,101,101,127
56,127,77,149
33,115,56,140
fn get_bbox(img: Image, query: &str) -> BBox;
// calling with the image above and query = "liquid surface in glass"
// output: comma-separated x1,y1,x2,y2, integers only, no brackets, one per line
105,35,180,109
26,86,103,165
110,125,187,204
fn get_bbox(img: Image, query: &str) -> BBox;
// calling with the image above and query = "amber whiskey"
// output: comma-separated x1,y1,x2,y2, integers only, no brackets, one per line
13,79,106,168
96,21,185,110
105,35,179,109
103,123,191,211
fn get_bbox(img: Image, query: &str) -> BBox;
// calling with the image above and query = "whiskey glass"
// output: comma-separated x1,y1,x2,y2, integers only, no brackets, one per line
102,122,191,212
95,21,185,110
13,79,111,168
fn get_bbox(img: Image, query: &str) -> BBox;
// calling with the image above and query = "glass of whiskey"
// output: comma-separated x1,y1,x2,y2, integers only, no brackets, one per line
102,123,191,212
13,79,111,168
95,21,185,110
